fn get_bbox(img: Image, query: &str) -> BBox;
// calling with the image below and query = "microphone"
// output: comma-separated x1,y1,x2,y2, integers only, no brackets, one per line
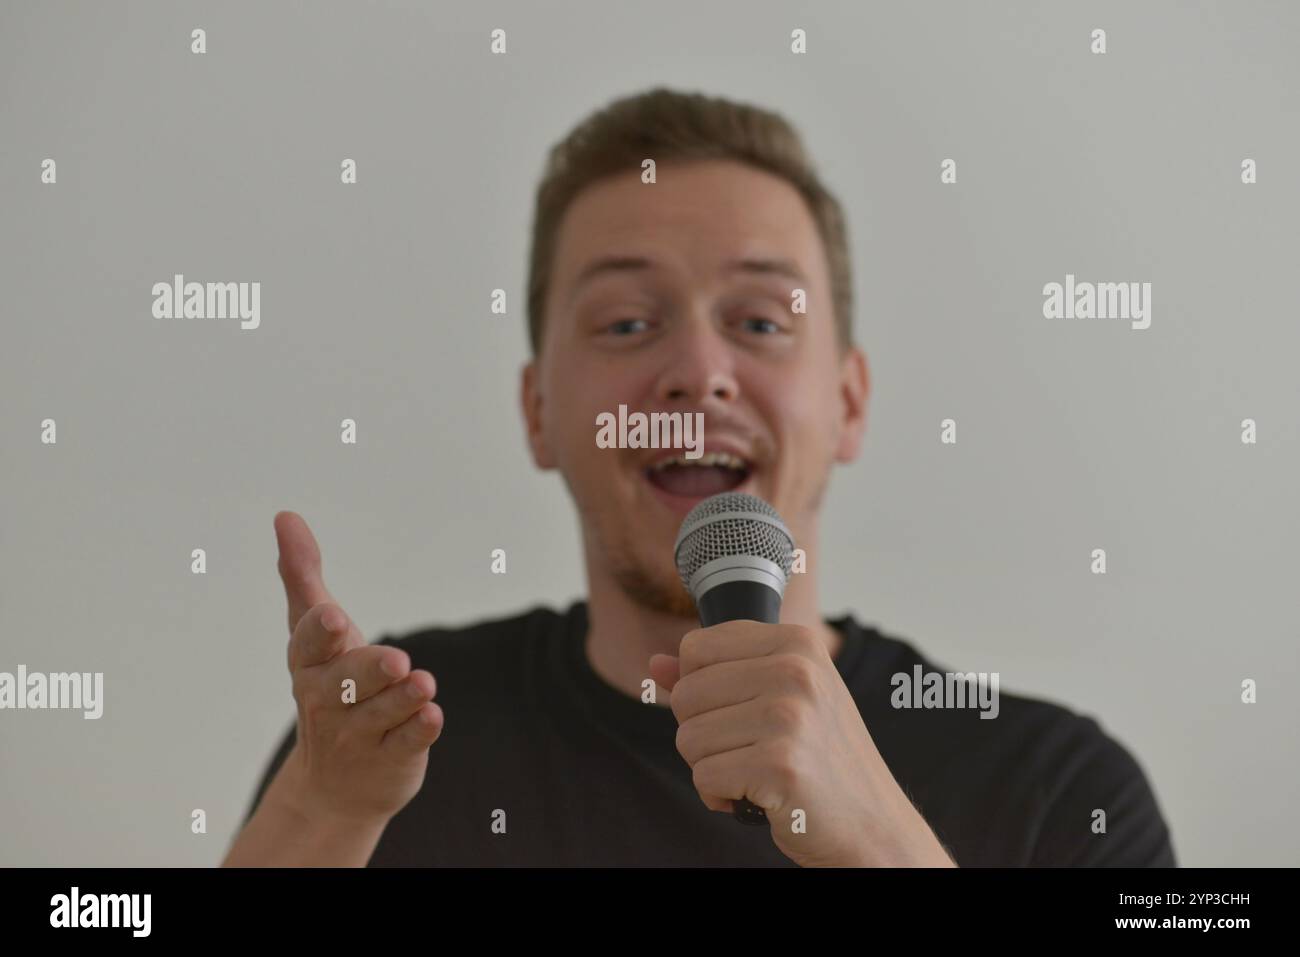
673,491,795,826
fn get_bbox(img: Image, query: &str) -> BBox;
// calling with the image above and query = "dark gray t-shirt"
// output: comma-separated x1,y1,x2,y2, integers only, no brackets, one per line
246,601,1176,866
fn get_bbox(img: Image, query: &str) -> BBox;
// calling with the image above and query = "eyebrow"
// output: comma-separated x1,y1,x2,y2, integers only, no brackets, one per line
568,255,808,300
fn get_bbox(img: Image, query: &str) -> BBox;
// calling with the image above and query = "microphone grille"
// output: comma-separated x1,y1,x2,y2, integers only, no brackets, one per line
673,491,794,589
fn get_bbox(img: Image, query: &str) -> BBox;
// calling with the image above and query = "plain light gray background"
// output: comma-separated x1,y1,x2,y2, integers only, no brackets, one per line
1,0,1296,867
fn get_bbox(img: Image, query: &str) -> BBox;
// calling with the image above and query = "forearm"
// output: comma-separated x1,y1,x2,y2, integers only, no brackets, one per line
221,759,389,867
842,790,960,868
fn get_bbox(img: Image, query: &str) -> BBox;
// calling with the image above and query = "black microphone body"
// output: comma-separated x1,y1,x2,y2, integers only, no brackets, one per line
696,580,782,632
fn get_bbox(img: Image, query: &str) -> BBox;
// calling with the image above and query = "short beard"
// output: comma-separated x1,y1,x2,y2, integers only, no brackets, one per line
610,554,699,620
577,489,700,620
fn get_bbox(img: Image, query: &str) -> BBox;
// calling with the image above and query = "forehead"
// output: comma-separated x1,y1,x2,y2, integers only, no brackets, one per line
548,159,828,297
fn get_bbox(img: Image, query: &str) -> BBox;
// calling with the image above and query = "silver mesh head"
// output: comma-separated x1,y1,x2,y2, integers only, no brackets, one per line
674,492,794,593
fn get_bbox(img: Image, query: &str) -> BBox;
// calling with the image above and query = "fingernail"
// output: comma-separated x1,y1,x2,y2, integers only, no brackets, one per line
322,608,345,632
381,656,404,678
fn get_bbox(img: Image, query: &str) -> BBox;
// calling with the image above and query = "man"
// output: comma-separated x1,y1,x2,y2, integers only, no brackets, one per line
222,87,1175,867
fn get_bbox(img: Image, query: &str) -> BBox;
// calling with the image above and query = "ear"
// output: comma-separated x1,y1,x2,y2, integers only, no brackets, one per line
520,359,557,470
833,346,870,464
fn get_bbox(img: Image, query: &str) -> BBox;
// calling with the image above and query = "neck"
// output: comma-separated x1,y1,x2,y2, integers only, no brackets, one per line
581,526,842,705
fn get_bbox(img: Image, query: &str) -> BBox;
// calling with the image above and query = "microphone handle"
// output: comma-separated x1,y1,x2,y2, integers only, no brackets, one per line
695,581,783,826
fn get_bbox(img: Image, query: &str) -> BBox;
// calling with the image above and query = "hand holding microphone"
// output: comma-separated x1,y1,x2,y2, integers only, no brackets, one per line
653,491,957,866
671,491,796,825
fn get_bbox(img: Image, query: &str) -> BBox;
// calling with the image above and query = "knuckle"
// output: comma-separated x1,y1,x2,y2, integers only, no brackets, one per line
777,654,817,695
691,760,717,795
335,647,368,676
379,648,411,678
419,703,442,734
786,623,818,651
397,706,434,743
679,628,704,661
317,602,347,632
674,723,697,762
306,600,332,621
762,742,801,789
774,762,800,797
403,711,426,737
407,670,435,699
667,677,692,720
764,695,803,732
690,760,707,790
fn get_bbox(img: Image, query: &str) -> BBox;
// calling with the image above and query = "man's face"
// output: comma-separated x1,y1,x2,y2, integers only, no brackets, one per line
522,158,868,617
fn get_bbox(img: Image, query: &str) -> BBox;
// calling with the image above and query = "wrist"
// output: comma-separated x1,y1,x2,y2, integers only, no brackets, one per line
841,792,957,867
869,809,958,868
225,749,390,867
269,747,390,839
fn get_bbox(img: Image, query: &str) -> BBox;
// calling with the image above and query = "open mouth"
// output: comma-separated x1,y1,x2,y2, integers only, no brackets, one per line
643,451,752,499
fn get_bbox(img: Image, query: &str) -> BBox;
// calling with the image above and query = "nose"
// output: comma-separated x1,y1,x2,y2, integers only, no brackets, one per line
652,319,740,407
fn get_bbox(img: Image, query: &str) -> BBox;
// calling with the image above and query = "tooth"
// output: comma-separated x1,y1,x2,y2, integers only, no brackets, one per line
649,451,750,470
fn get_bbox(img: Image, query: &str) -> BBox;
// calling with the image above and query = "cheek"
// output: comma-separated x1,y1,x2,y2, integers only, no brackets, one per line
551,363,654,441
758,384,839,470
543,363,599,438
761,388,819,442
544,383,625,476
552,408,601,473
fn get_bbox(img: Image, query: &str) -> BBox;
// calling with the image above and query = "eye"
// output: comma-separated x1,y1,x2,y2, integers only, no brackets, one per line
606,317,650,336
741,316,782,335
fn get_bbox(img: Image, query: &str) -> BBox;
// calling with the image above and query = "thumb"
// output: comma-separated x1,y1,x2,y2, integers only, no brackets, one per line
648,653,681,695
274,510,337,636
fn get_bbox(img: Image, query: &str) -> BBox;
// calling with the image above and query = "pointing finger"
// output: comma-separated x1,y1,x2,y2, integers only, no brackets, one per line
275,510,337,637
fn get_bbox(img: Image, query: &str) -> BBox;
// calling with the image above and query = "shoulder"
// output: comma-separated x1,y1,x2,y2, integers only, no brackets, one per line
843,618,1145,759
839,618,1176,865
1023,709,1177,866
